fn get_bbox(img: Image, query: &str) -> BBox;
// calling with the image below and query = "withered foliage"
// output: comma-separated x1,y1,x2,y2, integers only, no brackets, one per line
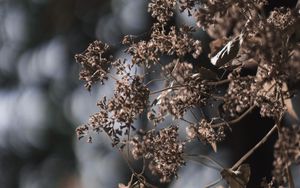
75,41,112,91
123,24,202,67
273,126,300,185
75,0,300,187
186,119,226,149
131,125,184,183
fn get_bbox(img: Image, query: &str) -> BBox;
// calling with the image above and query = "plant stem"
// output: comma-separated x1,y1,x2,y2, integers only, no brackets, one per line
180,117,194,125
231,124,277,170
145,78,166,86
150,85,186,95
205,79,231,85
231,114,284,170
286,166,295,188
211,105,256,128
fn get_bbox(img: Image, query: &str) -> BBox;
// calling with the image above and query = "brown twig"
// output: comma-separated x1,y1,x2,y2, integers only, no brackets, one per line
211,105,256,128
104,132,158,188
205,79,231,85
286,166,295,188
231,114,284,170
150,85,186,95
145,78,166,86
231,124,277,170
180,117,194,125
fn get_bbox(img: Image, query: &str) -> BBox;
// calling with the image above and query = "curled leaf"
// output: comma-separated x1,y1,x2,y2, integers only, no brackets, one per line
210,34,243,67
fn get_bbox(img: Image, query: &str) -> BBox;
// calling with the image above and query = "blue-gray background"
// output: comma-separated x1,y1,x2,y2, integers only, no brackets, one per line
0,0,151,187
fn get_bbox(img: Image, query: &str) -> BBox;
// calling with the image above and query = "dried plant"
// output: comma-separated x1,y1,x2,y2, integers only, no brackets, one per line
75,0,300,187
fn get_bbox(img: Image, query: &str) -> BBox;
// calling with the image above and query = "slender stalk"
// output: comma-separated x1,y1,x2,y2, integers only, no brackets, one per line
108,72,119,81
190,109,200,122
205,79,231,85
286,166,295,188
204,177,223,188
231,124,278,170
145,78,166,86
183,154,224,170
104,132,158,188
211,105,256,128
231,114,283,170
150,85,225,102
150,85,186,95
180,117,194,125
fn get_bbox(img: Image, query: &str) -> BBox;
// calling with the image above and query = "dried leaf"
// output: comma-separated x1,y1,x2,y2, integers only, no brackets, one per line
210,34,243,67
210,37,228,56
151,98,160,107
221,164,251,188
210,142,218,152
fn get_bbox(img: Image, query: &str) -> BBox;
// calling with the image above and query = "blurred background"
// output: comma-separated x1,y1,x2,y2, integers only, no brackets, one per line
0,0,299,188
0,0,152,187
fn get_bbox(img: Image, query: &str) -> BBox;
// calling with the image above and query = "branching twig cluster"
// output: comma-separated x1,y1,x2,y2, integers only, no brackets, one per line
75,0,300,187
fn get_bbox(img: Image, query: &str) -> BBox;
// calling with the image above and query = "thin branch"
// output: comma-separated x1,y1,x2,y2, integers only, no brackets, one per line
190,108,200,122
211,105,256,128
231,124,277,170
204,92,225,100
180,117,194,125
231,114,283,170
120,150,157,188
155,59,182,85
153,59,226,101
205,79,231,85
150,85,186,95
108,72,119,81
206,76,255,86
139,157,146,175
286,166,295,188
204,177,223,188
183,154,224,170
154,59,222,100
150,85,224,100
127,173,135,187
103,132,158,188
145,78,166,86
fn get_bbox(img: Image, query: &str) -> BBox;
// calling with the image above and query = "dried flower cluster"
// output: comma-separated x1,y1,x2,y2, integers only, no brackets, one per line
123,24,202,67
131,126,184,182
148,0,176,23
273,126,300,185
267,8,297,32
224,75,255,116
76,75,149,146
108,75,149,126
186,119,226,150
148,60,212,124
75,41,112,91
75,0,300,187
